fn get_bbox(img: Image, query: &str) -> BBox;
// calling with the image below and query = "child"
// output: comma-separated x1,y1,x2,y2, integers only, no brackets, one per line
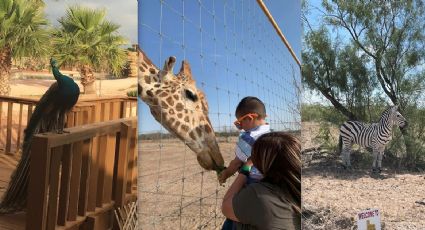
218,96,270,185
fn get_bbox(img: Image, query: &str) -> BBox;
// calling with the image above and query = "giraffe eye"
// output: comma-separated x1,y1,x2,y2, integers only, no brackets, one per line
185,89,198,102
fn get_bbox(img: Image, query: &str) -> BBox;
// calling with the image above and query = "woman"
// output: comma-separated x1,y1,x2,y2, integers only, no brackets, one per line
222,132,301,229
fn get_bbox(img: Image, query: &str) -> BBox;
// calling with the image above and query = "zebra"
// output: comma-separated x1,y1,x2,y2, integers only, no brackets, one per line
338,106,408,173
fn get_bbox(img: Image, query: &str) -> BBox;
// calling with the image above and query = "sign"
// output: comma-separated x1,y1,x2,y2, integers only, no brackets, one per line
357,209,381,230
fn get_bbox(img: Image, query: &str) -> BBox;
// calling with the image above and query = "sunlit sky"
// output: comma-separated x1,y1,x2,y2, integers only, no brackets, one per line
138,0,302,134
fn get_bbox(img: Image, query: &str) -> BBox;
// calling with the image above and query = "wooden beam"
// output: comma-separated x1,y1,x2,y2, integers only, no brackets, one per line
26,136,51,230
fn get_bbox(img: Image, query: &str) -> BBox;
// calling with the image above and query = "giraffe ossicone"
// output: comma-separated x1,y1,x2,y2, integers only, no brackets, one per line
138,47,225,172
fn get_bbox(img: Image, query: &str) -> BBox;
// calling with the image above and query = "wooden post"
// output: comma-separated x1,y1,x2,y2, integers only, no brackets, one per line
103,134,116,203
87,136,100,211
16,104,23,153
6,102,13,153
67,141,83,221
115,122,131,207
96,135,107,207
57,144,73,226
127,127,137,193
46,146,63,230
78,139,92,216
26,136,51,230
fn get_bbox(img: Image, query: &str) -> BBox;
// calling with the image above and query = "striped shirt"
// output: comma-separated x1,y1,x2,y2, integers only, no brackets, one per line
235,124,270,180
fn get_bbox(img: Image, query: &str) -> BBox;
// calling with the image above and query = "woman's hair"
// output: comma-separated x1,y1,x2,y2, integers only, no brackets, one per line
251,132,301,214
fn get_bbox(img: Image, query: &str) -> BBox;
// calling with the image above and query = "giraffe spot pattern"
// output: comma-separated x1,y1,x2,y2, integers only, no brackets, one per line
176,103,184,111
184,116,189,123
203,124,213,134
146,90,154,97
189,131,197,140
166,97,174,106
149,68,156,74
169,109,175,115
177,113,183,118
173,95,179,100
195,127,203,137
144,75,151,84
181,125,189,132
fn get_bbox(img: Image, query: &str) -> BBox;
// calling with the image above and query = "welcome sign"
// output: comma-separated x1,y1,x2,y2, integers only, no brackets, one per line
357,209,381,230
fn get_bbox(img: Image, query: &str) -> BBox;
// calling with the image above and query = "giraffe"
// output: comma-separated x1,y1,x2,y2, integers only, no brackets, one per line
137,47,225,172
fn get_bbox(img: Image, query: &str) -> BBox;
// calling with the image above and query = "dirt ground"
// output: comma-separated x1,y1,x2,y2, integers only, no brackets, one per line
302,122,425,230
138,137,237,230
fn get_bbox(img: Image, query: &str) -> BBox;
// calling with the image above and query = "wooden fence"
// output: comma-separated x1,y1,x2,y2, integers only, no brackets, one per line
27,117,138,230
0,96,137,154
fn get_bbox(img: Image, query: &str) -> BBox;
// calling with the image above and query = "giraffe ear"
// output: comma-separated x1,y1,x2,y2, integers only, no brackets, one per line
178,60,193,81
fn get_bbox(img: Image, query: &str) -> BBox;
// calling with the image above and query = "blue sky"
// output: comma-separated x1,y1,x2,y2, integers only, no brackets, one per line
138,0,301,134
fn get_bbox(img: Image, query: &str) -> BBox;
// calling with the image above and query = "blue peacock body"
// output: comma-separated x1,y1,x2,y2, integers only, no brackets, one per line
0,59,80,213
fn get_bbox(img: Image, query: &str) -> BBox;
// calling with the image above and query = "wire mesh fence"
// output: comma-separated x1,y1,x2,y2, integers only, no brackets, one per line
138,0,301,229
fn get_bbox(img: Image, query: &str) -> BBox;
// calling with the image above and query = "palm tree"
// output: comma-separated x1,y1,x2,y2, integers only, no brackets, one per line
0,0,49,95
52,5,128,94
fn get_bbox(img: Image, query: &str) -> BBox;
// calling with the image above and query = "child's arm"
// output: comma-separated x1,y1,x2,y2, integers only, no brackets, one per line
218,157,243,184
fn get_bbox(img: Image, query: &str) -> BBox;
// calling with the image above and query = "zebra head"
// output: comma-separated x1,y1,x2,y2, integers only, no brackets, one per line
389,106,408,129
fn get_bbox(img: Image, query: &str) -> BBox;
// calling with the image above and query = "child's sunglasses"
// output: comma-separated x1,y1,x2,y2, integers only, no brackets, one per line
234,113,258,129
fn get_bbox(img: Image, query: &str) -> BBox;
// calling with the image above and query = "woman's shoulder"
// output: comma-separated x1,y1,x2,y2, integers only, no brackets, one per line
248,182,293,204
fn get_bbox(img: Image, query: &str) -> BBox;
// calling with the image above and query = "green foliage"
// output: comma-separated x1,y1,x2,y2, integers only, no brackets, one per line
301,104,346,125
126,89,137,97
314,122,337,151
0,0,50,58
51,5,128,77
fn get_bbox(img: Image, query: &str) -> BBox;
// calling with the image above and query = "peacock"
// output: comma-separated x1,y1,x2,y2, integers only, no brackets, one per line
0,58,80,213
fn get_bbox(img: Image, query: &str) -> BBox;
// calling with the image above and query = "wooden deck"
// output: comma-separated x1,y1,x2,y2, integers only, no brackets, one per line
0,150,138,229
0,152,25,230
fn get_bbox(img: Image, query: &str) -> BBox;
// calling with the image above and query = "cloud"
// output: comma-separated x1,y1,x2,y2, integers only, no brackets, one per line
44,0,137,45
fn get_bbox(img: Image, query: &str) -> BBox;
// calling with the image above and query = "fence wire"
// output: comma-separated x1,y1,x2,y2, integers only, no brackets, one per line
138,0,301,229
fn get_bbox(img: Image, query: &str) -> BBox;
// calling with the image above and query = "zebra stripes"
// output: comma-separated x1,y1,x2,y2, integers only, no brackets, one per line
338,106,407,172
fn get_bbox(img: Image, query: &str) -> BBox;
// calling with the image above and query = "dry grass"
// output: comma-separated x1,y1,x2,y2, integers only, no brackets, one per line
138,138,237,230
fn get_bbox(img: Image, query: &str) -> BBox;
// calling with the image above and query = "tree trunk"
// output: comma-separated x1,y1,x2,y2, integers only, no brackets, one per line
80,65,96,94
0,47,12,96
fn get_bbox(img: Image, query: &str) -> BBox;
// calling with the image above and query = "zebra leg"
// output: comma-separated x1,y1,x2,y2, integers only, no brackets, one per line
372,148,382,173
341,145,352,169
376,146,385,173
377,152,383,173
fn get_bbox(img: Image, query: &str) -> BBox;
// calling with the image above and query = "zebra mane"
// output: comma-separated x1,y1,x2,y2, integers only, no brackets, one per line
378,106,397,123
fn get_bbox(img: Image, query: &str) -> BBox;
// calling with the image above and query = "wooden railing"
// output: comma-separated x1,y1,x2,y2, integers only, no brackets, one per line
27,117,138,230
0,95,137,154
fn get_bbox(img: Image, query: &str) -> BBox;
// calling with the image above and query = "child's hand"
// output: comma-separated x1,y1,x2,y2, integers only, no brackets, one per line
218,171,228,185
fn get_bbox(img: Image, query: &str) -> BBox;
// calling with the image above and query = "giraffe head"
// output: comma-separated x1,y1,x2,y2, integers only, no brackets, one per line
137,47,225,172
